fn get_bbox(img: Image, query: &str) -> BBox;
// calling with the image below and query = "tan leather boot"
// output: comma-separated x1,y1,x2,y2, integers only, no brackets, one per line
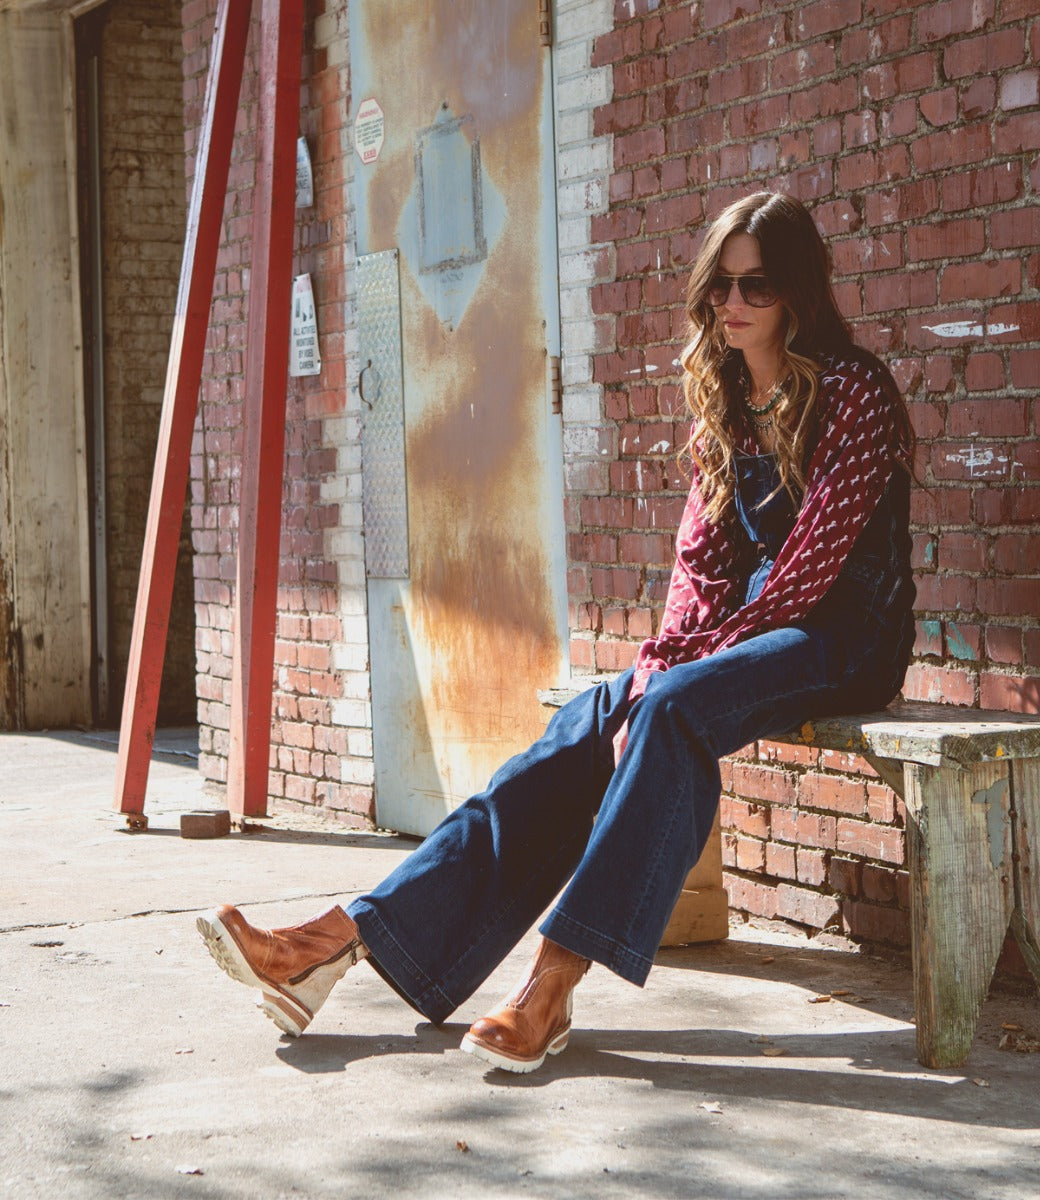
197,903,367,1036
460,938,591,1073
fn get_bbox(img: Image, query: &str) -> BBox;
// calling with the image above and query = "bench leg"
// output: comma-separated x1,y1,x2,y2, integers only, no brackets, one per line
1010,760,1040,986
904,761,1015,1068
660,814,729,946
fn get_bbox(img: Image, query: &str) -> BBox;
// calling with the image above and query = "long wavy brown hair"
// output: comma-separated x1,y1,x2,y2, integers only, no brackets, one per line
681,192,914,522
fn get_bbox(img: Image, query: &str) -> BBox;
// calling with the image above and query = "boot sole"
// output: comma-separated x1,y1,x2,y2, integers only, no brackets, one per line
459,1027,570,1074
196,910,311,1037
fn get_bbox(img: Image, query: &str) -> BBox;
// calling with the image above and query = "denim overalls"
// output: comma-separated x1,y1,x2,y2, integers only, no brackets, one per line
349,454,915,1023
734,450,915,704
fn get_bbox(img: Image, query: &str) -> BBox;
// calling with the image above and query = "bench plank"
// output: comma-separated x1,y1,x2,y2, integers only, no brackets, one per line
792,701,1040,768
541,686,1040,767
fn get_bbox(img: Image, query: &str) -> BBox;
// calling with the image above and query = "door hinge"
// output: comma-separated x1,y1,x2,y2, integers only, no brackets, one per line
539,0,552,47
549,355,562,415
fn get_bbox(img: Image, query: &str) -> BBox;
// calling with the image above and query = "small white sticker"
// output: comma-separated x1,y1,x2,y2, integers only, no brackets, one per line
354,97,385,165
289,273,321,377
295,137,313,209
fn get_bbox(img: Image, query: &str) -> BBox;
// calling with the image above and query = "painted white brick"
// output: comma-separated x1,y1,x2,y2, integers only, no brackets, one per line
564,424,609,457
339,670,372,700
558,176,607,217
558,69,611,112
324,36,348,69
332,642,369,671
558,214,594,250
556,0,613,38
323,416,351,444
555,39,595,79
563,318,606,354
320,474,348,501
339,557,368,587
560,247,610,286
341,614,371,645
331,697,372,728
338,441,363,473
555,109,592,147
560,285,593,320
562,353,594,386
557,140,612,180
347,727,374,759
328,530,362,559
339,500,365,532
313,12,341,48
340,756,375,786
562,388,604,423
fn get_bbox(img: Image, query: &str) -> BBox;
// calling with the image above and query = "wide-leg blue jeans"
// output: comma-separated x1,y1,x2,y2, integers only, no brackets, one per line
348,595,908,1025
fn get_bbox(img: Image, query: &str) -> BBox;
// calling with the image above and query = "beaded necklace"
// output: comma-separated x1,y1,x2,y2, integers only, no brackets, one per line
743,370,784,431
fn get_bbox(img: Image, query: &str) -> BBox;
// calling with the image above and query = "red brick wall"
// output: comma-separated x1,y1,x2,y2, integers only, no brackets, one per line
183,1,370,822
581,0,1039,946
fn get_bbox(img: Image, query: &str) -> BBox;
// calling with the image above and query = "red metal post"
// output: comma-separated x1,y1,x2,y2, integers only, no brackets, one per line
114,0,253,823
226,0,305,816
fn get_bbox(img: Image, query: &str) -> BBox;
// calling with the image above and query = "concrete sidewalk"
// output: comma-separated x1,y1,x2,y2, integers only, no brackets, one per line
1,730,1038,1200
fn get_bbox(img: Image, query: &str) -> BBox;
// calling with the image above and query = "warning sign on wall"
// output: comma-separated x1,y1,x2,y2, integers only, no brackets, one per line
289,274,321,377
354,98,385,165
295,137,314,209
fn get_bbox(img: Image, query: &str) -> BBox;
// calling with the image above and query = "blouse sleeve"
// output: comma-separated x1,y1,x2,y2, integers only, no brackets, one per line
628,356,902,700
629,460,744,697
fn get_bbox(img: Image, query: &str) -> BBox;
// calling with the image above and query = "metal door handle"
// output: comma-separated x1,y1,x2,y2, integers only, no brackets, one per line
359,359,382,408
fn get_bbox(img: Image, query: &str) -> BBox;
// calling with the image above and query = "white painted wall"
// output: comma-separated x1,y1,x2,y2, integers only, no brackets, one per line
0,7,92,727
554,0,615,494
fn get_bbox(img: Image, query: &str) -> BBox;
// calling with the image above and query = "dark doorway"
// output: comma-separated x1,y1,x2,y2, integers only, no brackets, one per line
75,0,196,726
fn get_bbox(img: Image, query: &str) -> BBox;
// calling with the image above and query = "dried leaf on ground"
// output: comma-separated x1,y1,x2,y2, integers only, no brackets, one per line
999,1029,1040,1053
761,1047,786,1057
456,1140,469,1153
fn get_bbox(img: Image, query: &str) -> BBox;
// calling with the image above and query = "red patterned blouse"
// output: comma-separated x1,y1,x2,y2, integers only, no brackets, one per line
630,352,906,700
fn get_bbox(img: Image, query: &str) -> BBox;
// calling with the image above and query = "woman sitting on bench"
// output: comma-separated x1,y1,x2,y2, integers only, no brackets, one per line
198,190,917,1074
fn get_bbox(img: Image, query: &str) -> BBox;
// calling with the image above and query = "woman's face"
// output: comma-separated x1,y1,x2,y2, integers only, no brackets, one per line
710,232,786,360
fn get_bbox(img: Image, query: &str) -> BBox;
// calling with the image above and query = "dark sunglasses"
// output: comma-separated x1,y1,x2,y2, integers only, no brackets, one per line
705,273,778,308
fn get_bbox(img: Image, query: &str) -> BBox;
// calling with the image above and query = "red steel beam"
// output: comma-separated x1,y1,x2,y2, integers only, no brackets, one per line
114,0,253,822
226,0,305,816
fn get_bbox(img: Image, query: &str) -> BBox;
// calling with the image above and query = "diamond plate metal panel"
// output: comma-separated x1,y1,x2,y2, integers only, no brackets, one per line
357,250,409,578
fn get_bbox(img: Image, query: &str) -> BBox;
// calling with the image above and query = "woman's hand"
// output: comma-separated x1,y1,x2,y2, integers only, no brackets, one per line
612,719,629,767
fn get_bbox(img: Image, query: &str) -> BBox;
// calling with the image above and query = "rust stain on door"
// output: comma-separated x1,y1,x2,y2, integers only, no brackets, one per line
355,0,566,829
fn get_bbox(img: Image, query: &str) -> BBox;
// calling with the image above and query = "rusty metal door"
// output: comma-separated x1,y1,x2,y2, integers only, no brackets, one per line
352,0,567,836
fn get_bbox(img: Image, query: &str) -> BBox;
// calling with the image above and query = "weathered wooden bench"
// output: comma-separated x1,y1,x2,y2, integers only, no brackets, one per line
540,685,1040,1069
